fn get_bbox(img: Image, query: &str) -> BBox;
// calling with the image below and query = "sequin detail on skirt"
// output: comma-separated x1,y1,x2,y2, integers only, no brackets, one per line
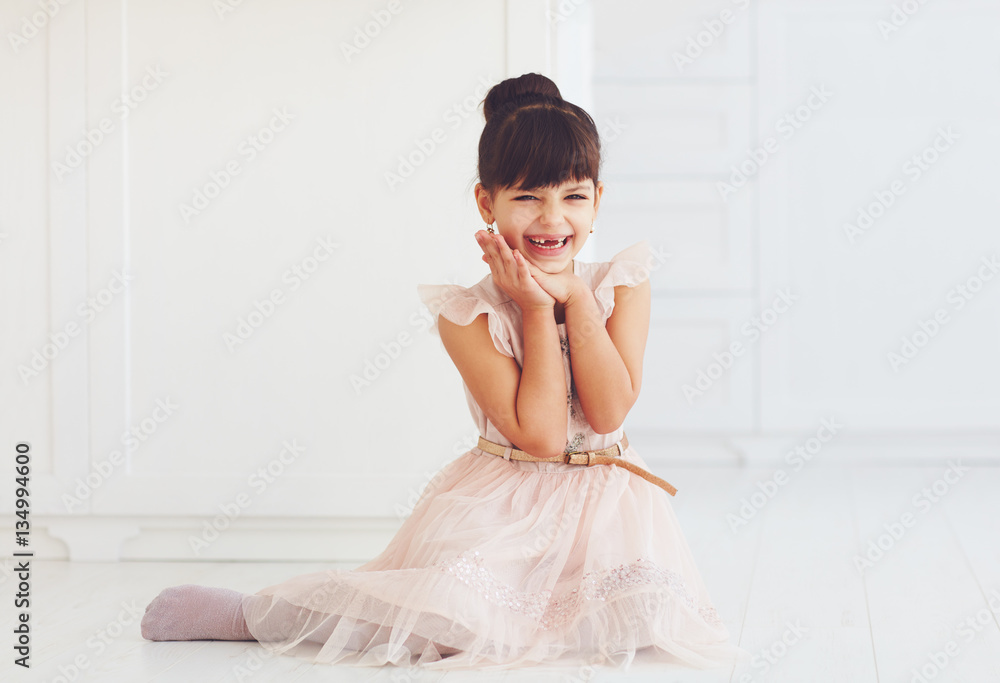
436,550,722,631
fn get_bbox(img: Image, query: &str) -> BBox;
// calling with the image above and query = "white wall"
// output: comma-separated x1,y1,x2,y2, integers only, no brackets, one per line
591,0,1000,463
0,0,585,560
2,0,998,561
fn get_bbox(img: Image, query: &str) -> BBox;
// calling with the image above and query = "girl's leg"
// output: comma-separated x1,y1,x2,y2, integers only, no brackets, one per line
141,586,464,660
140,584,256,641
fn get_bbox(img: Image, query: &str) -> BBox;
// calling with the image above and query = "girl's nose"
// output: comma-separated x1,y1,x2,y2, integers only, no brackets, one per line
539,205,565,227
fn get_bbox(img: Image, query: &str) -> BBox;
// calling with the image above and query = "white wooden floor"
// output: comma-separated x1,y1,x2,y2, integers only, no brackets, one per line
3,465,999,682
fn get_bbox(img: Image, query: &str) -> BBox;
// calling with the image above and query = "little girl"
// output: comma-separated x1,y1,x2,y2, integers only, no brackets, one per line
141,72,746,671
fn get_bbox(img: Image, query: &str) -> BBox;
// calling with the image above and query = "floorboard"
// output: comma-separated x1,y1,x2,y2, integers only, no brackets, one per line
2,465,999,682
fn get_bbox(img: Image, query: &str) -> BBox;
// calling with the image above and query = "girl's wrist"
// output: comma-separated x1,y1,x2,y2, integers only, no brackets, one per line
562,278,591,308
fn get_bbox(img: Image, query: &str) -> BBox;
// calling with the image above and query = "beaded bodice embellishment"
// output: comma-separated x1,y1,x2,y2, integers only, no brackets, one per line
436,550,723,631
559,328,588,454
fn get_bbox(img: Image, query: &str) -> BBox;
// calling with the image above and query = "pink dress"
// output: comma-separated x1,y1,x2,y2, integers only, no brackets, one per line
240,241,746,670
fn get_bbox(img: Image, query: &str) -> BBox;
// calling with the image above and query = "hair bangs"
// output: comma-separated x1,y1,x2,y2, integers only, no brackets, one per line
481,104,600,195
477,74,602,197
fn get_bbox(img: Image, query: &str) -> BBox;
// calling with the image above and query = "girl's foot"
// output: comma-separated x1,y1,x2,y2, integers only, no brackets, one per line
141,584,256,641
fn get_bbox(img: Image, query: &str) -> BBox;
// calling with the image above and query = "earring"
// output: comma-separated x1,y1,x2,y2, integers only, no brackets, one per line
590,222,595,234
487,222,495,234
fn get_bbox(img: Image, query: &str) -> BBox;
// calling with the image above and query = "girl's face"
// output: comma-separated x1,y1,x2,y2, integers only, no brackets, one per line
475,178,604,275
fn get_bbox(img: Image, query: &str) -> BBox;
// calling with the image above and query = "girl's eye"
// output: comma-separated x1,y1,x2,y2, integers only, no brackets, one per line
567,194,587,200
514,195,537,201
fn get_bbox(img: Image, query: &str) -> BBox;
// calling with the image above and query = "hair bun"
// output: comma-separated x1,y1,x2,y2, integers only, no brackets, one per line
483,72,562,123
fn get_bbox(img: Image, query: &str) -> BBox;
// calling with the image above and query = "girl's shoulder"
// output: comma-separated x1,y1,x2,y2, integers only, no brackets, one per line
576,240,657,322
416,272,513,318
417,274,519,358
574,240,657,285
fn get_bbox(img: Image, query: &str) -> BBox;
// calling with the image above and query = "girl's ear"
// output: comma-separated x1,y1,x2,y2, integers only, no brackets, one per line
474,183,495,223
593,180,604,216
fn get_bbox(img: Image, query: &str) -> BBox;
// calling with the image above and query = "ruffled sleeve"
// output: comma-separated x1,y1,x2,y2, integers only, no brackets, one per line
416,283,516,358
592,241,654,323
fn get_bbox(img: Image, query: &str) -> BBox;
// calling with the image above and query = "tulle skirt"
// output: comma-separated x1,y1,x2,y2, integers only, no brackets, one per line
240,445,748,670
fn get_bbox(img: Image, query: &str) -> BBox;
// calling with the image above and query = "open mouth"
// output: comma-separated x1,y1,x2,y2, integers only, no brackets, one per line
525,235,571,251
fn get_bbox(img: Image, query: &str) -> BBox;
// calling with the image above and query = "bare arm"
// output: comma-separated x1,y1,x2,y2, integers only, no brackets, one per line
563,278,651,434
438,306,568,458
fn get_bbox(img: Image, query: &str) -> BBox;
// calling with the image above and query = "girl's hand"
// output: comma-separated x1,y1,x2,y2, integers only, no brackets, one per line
476,230,555,311
521,258,586,306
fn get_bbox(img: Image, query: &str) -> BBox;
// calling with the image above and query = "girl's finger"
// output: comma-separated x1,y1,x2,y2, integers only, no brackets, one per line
493,234,514,262
491,235,516,277
478,232,497,258
493,233,513,255
481,237,505,274
517,252,541,288
478,232,494,253
515,251,532,280
523,259,544,280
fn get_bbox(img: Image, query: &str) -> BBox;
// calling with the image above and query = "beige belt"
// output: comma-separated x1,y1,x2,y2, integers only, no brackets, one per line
475,433,677,496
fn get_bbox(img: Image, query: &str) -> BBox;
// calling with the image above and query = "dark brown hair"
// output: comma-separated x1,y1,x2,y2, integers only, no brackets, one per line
476,73,601,198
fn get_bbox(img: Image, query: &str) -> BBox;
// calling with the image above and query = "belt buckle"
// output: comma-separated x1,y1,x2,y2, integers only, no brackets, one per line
564,449,588,465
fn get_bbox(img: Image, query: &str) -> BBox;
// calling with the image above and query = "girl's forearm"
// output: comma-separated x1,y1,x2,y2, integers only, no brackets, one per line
563,286,634,434
515,305,569,456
